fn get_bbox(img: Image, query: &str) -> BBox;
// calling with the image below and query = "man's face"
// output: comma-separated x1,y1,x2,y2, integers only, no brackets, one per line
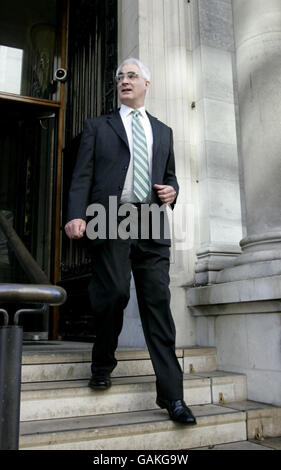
117,63,150,109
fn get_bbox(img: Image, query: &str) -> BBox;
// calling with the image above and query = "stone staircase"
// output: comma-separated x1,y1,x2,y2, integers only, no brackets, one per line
19,342,281,450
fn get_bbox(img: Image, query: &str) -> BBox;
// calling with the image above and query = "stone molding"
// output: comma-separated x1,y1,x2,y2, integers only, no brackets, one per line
187,274,281,315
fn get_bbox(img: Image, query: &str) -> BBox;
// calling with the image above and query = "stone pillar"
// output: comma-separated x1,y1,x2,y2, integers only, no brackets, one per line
217,0,281,282
190,0,243,285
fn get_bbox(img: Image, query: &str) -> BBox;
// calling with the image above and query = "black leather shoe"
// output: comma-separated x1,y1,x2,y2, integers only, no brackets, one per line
88,374,111,390
156,398,197,425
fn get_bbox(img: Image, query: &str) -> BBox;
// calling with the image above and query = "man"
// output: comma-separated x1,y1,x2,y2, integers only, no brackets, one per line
65,58,196,425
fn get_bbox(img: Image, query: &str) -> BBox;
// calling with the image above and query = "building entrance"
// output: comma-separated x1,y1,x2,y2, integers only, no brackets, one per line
0,0,64,338
59,0,117,341
0,100,58,337
0,0,117,340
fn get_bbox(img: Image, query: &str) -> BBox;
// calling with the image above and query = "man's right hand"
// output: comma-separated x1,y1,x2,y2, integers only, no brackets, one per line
64,219,86,239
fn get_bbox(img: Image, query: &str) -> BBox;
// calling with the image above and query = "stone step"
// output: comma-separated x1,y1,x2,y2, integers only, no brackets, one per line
20,371,247,422
218,400,281,441
19,403,247,450
21,343,217,382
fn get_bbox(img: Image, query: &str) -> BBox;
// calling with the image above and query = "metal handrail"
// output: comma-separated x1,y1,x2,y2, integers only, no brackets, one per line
0,211,67,450
0,283,67,327
0,285,67,451
0,283,66,305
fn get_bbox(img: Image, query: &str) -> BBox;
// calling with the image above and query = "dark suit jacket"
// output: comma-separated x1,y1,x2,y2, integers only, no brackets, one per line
66,110,179,245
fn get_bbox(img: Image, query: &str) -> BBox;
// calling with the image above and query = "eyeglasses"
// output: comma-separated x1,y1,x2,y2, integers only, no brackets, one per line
115,72,142,82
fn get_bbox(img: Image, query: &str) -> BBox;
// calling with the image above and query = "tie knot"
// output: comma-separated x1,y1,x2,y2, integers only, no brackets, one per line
132,110,140,118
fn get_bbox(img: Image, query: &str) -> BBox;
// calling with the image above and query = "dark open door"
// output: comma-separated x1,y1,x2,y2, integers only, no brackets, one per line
58,0,117,341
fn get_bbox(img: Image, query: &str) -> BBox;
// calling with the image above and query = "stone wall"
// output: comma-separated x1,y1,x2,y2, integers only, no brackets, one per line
117,1,281,408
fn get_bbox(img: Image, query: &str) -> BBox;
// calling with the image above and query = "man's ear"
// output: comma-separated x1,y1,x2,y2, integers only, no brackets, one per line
145,80,151,91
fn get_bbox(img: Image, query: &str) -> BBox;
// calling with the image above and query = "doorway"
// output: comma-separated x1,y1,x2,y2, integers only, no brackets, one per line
58,0,118,341
0,0,65,338
0,0,118,340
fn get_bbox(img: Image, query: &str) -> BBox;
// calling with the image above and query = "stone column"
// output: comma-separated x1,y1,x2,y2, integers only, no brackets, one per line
217,0,281,282
190,0,243,285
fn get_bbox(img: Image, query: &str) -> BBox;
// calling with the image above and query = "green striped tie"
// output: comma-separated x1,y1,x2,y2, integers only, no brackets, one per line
132,110,150,202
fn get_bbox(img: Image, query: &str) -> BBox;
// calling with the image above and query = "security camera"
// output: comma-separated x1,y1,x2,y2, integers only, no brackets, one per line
54,68,68,82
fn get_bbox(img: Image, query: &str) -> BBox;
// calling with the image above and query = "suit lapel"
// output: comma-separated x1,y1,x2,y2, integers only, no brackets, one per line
106,111,129,149
147,112,162,183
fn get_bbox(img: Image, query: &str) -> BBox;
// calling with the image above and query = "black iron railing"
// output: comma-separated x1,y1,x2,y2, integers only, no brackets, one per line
0,211,67,450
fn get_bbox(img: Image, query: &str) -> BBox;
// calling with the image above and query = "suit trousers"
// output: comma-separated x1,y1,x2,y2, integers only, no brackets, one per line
87,235,183,401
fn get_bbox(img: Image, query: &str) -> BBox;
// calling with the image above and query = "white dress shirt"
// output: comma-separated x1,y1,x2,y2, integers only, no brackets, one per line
119,104,153,203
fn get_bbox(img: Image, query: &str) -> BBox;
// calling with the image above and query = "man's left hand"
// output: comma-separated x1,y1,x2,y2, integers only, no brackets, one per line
154,184,176,205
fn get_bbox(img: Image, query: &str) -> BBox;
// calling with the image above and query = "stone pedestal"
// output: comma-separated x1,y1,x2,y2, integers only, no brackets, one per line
187,276,281,406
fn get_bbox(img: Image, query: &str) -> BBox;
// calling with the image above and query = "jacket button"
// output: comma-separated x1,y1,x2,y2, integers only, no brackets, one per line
118,185,123,190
